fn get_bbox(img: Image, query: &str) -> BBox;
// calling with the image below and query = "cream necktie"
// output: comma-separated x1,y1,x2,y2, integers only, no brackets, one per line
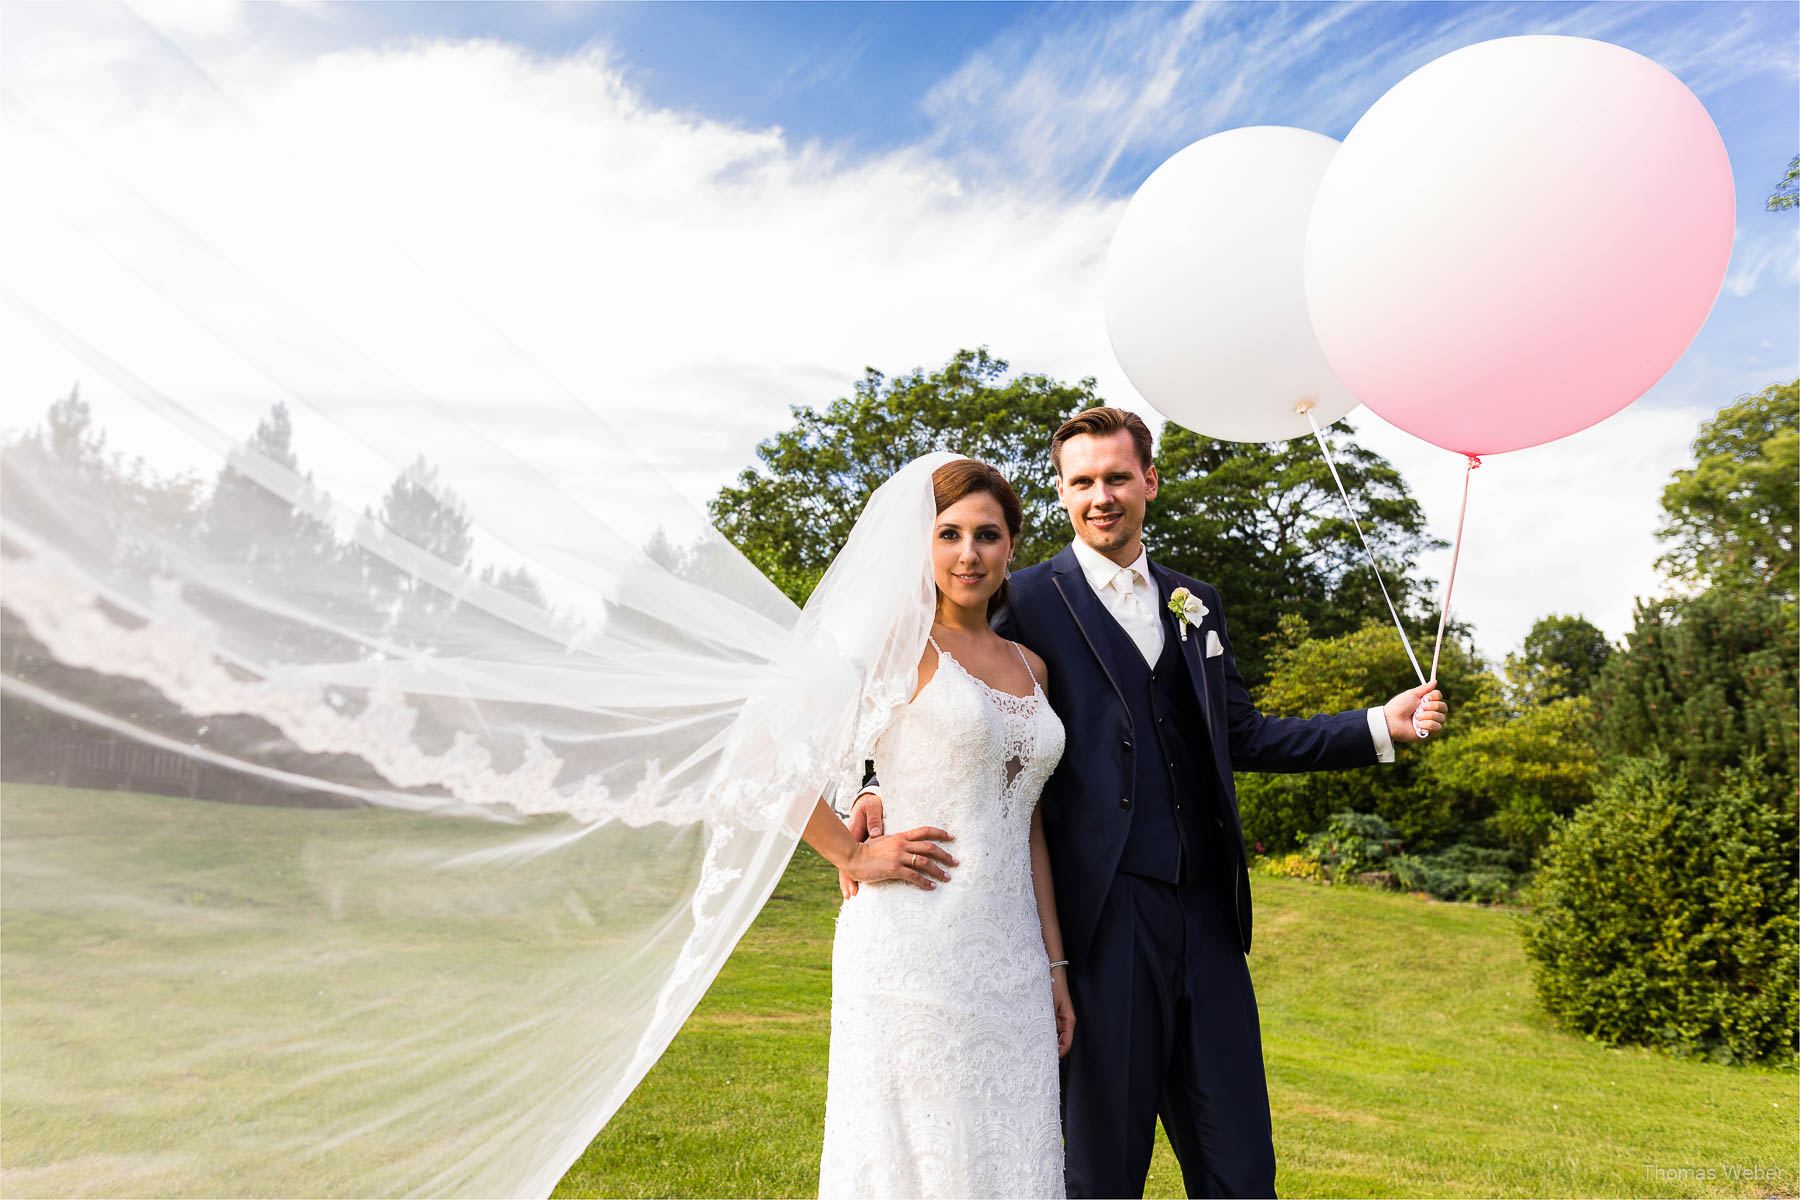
1108,566,1162,665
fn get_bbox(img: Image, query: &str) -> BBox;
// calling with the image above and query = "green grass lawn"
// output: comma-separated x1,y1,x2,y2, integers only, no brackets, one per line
1,784,709,1198
557,850,1799,1200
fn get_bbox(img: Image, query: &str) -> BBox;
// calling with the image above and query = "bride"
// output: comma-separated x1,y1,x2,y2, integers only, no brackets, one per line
799,458,1072,1199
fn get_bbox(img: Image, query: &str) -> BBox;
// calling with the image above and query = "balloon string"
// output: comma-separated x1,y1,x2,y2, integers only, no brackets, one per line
1428,454,1481,686
1303,408,1428,688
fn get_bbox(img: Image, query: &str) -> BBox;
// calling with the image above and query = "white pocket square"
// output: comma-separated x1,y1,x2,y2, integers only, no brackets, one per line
1204,629,1224,659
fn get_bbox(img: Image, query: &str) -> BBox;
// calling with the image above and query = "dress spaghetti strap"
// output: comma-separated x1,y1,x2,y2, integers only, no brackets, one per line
1012,642,1039,690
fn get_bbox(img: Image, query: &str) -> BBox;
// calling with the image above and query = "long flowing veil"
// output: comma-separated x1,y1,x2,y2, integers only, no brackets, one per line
0,7,951,1196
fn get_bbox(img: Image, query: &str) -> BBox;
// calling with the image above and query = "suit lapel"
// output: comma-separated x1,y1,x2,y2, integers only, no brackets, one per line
1150,560,1214,732
1050,545,1128,714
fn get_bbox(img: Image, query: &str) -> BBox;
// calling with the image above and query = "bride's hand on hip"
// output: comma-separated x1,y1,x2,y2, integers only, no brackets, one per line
845,826,957,889
1051,974,1075,1057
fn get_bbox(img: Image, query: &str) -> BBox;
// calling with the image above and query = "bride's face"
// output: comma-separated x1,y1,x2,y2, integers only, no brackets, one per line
932,492,1012,613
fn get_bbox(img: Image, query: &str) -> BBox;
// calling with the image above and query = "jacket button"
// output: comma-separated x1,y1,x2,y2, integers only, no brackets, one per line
1121,739,1132,752
1215,815,1226,830
1119,798,1132,812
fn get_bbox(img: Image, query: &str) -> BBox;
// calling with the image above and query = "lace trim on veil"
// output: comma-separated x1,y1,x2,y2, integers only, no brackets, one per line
2,552,799,829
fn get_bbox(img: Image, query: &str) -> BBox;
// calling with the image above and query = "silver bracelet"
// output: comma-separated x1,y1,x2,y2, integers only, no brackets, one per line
1048,959,1069,971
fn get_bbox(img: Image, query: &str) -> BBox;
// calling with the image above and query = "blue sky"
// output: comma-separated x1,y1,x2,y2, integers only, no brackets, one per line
5,0,1796,654
275,1,1800,193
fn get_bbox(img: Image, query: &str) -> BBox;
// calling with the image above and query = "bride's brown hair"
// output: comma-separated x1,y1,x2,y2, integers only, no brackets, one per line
931,458,1023,618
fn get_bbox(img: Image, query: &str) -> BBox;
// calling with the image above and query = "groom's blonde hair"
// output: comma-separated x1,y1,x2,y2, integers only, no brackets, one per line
1050,406,1154,475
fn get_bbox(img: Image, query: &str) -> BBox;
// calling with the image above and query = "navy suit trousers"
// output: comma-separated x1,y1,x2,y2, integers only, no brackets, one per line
1061,871,1277,1200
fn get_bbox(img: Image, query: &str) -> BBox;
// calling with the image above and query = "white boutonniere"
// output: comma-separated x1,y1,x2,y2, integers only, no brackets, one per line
1167,586,1209,642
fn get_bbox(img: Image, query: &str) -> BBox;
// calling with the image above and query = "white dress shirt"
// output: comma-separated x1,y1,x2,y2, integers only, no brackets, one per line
1072,537,1162,666
1069,539,1394,763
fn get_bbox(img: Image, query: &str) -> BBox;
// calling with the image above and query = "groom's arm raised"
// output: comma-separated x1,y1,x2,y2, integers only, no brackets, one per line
1210,585,1446,772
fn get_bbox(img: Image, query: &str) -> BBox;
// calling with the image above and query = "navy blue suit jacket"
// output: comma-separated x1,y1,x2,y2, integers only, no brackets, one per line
994,544,1377,961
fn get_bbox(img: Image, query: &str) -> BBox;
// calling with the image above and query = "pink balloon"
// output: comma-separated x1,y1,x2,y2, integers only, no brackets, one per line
1304,36,1735,457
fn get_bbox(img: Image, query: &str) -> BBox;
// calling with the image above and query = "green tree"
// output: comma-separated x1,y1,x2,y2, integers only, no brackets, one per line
1235,616,1503,852
1149,420,1441,687
709,348,1096,603
711,350,1440,689
364,456,476,649
1420,695,1599,854
1504,613,1613,705
201,401,352,661
1591,589,1796,790
1768,153,1800,212
7,388,207,581
1656,380,1798,603
41,385,107,472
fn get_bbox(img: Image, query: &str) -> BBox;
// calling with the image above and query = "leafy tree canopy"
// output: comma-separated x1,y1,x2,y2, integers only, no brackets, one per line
709,348,1094,602
1768,153,1800,212
710,348,1441,685
1656,379,1797,604
1235,615,1503,852
1504,613,1613,705
1150,420,1442,682
1592,588,1796,790
1420,695,1599,855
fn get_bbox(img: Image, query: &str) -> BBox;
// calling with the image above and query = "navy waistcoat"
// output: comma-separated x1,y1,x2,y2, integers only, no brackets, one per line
1088,600,1218,883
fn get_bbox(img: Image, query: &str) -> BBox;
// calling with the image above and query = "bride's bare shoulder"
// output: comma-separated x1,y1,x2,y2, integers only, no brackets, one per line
1013,642,1049,688
911,638,942,701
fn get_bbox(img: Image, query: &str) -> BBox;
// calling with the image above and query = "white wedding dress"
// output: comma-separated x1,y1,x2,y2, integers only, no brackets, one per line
819,637,1068,1199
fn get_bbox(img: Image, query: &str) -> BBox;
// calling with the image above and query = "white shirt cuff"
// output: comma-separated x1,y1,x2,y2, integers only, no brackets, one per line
1366,707,1395,764
834,783,881,818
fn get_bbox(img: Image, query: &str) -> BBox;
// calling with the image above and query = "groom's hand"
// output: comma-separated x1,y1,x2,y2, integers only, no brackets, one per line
1385,680,1448,744
839,792,886,898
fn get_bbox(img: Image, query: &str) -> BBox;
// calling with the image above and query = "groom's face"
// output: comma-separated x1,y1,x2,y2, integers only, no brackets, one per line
1055,430,1158,563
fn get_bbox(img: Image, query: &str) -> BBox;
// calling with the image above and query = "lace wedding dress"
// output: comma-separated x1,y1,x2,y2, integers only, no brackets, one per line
819,637,1068,1199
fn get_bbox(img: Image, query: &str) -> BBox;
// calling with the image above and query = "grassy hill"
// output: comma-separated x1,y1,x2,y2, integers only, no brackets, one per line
557,850,1798,1199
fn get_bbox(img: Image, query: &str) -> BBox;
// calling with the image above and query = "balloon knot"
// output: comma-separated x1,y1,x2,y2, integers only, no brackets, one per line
1466,455,1483,470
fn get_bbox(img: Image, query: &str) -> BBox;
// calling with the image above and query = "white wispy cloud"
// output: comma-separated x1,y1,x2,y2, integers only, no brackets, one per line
1724,222,1800,297
916,0,1795,196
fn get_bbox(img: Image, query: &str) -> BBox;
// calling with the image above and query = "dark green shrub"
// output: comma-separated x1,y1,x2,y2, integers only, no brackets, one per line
1519,756,1798,1064
1390,843,1524,904
1288,814,1522,905
1303,811,1402,880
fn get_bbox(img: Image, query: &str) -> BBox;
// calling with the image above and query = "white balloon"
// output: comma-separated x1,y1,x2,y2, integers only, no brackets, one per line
1103,125,1359,443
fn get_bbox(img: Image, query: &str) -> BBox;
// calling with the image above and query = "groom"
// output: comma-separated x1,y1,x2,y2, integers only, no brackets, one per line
848,407,1446,1198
